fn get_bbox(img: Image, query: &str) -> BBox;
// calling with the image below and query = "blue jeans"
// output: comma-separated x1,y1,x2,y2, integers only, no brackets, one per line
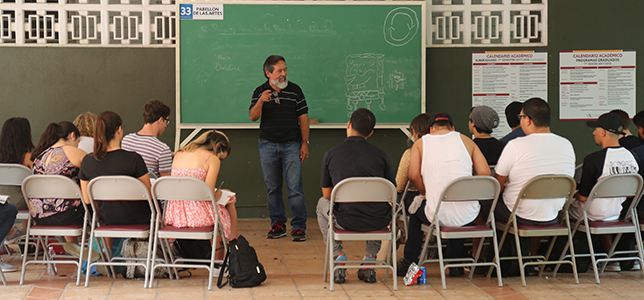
0,202,18,243
258,139,307,230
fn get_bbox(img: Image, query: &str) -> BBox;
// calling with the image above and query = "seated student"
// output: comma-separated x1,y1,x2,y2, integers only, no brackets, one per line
494,98,575,255
469,105,505,165
499,101,526,143
164,130,239,255
73,112,97,154
30,122,87,238
0,202,18,272
397,112,490,277
569,113,639,272
0,117,35,243
79,111,152,228
122,99,173,178
317,108,396,284
395,113,430,213
610,109,642,150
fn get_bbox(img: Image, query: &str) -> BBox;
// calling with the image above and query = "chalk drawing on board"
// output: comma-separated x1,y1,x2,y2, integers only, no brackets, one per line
344,53,385,117
388,69,406,91
383,7,419,47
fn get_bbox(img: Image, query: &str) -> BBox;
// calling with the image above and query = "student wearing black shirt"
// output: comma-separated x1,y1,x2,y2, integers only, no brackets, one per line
79,111,152,227
316,108,395,284
468,105,505,166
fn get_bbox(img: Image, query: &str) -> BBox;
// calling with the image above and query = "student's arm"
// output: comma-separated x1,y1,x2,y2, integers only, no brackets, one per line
494,173,509,193
395,149,411,193
250,90,272,122
409,139,425,196
204,154,223,201
137,173,152,194
80,180,90,204
299,114,310,163
22,152,33,169
322,187,332,200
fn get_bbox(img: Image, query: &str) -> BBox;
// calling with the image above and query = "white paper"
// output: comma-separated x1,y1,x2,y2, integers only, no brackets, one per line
472,51,548,138
217,190,235,206
559,50,636,120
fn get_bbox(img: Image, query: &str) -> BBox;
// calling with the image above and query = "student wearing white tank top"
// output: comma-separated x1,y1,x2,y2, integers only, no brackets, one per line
398,112,490,277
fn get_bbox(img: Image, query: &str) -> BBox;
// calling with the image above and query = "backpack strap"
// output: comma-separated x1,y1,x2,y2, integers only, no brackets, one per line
217,244,230,288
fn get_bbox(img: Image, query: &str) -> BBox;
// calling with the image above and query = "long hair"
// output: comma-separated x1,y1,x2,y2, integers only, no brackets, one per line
178,130,231,156
73,112,97,137
94,111,122,160
0,117,34,164
31,121,80,161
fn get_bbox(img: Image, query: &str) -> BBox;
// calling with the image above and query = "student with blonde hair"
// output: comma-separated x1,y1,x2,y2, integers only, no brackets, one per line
73,112,97,154
164,130,238,257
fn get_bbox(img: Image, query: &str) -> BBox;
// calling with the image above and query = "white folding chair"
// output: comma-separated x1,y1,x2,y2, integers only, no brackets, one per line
85,176,155,288
0,163,32,228
491,174,579,286
417,176,502,289
19,175,90,286
322,177,397,291
554,173,644,283
395,181,411,244
149,176,227,290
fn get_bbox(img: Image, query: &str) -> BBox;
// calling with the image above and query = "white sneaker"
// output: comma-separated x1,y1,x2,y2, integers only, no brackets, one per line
0,260,18,273
4,227,26,245
632,261,641,271
605,262,621,272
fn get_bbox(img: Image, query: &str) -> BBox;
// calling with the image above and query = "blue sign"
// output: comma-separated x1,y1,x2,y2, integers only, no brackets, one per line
180,4,193,19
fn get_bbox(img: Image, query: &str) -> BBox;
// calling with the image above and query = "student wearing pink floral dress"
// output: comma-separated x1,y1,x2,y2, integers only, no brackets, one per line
164,130,238,257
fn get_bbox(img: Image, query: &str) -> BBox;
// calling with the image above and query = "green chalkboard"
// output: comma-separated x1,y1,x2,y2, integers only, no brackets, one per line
178,2,425,125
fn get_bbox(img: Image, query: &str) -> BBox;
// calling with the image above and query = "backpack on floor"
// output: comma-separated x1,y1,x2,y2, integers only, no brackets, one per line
217,235,266,288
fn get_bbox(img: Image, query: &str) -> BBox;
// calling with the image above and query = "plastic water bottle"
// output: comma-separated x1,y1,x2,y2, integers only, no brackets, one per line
47,246,57,275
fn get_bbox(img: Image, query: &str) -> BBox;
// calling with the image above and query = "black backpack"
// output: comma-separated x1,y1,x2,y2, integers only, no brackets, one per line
217,235,267,288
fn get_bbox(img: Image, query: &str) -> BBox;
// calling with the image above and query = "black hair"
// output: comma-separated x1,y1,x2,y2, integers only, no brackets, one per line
31,121,80,161
610,109,631,129
94,111,122,160
263,55,285,78
522,98,550,128
633,110,644,130
0,117,34,164
505,101,523,128
350,108,376,137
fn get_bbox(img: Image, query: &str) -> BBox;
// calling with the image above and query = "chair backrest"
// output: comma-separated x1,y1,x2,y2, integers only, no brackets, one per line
587,173,643,199
574,164,583,184
518,174,576,200
330,177,396,204
87,176,151,202
440,176,500,202
152,176,216,202
0,163,32,186
22,175,84,201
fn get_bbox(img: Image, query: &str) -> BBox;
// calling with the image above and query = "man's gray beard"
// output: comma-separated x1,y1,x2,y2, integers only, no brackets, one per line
272,77,288,89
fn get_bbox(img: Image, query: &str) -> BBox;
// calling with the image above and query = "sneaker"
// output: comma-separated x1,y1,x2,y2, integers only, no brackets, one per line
267,222,287,239
449,267,464,277
605,262,621,272
0,260,18,272
63,242,101,262
4,227,26,244
396,258,413,277
357,255,377,283
291,229,306,242
633,261,641,271
334,253,347,283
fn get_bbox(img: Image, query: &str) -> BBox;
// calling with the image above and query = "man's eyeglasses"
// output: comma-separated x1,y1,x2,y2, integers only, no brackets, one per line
517,114,529,120
164,118,171,125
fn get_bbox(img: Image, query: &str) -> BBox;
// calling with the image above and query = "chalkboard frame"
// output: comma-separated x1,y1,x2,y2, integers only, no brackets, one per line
175,0,426,149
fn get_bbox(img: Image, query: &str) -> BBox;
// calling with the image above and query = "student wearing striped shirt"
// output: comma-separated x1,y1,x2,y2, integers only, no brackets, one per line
122,99,173,178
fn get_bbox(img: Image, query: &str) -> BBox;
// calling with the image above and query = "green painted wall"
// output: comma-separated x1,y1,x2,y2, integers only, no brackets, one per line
1,0,643,219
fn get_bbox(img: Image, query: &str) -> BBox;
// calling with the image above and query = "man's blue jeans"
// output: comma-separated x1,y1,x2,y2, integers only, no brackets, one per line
258,139,307,230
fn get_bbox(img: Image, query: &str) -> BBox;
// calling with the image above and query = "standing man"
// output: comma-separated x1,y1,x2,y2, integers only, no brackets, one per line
250,55,310,241
122,99,173,178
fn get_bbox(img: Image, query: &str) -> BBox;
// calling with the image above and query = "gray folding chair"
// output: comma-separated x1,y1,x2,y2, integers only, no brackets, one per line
19,175,90,286
555,173,644,283
491,174,579,286
395,181,411,245
85,176,156,288
149,176,227,290
573,164,583,184
418,176,502,289
0,163,32,227
322,177,397,291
